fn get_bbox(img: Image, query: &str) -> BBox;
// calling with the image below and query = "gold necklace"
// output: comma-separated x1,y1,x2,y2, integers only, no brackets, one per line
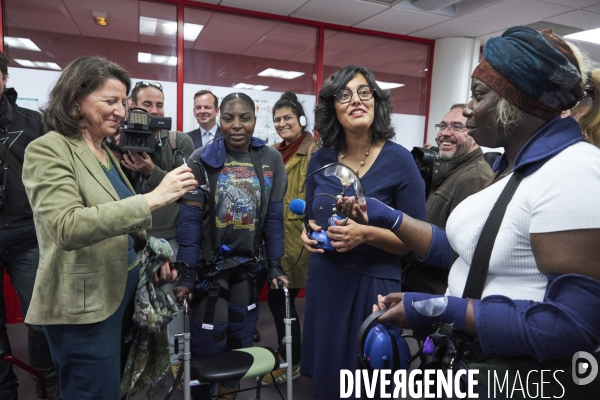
339,140,373,177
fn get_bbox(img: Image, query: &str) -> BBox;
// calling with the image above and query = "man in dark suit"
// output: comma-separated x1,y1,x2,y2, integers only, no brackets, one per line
186,90,222,149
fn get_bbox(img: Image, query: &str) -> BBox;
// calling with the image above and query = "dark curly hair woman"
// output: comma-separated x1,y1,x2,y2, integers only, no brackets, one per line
300,65,426,400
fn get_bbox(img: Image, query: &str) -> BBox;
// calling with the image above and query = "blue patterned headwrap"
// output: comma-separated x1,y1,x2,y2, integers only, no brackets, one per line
472,26,584,120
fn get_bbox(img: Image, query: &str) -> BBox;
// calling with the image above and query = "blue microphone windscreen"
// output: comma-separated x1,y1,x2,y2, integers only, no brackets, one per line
289,198,306,215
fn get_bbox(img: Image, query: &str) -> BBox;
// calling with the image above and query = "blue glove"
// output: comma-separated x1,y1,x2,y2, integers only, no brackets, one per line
403,292,468,331
365,197,403,231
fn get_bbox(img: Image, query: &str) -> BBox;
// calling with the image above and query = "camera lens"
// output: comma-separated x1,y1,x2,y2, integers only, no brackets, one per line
411,147,439,167
130,136,145,147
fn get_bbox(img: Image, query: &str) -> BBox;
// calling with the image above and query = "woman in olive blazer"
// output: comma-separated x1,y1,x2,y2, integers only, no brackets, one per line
22,56,196,400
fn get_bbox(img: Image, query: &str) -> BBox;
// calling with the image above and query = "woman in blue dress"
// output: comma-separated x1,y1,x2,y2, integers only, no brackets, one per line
300,65,426,399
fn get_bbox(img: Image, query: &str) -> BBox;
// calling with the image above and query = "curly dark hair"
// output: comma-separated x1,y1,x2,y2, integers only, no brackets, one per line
43,56,130,138
273,91,306,129
315,65,394,152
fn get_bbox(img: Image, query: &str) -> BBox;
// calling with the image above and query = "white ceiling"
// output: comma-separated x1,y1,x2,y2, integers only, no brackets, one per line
3,0,600,83
214,0,600,59
5,0,600,60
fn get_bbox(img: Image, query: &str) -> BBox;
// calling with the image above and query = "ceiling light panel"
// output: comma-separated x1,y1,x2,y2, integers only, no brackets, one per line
139,17,203,41
4,37,41,51
376,81,405,89
14,59,61,70
137,52,177,66
257,68,305,79
565,27,600,45
233,83,269,90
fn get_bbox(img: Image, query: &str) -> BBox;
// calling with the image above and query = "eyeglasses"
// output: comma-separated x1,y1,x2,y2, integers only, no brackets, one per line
134,81,163,92
435,123,467,132
334,86,375,104
584,84,595,100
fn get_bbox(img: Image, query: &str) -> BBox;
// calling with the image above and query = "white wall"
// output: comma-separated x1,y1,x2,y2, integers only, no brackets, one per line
427,37,480,144
183,84,316,145
7,67,180,128
7,66,427,152
390,114,426,150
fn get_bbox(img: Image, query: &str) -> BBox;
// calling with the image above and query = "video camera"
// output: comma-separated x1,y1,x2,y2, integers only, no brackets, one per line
119,108,171,153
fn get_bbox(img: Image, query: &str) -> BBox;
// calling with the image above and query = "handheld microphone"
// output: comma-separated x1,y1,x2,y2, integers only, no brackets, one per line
290,196,343,251
289,198,306,215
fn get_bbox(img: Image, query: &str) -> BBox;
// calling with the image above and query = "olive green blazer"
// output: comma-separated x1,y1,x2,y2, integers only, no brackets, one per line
22,131,152,325
272,133,318,288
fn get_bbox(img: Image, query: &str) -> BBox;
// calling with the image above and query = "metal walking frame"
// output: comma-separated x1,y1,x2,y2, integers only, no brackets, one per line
167,279,294,400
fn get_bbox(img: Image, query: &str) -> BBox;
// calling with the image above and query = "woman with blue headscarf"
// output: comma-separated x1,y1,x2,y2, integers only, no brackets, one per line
340,26,600,398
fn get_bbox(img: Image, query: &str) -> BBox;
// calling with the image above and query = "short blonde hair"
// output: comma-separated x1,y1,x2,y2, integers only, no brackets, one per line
494,97,522,136
579,69,600,146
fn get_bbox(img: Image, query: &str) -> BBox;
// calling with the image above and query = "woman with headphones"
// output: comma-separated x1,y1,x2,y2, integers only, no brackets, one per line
259,92,318,386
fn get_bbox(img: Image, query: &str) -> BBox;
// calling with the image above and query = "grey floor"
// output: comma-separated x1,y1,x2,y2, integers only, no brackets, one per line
8,298,314,400
9,297,420,400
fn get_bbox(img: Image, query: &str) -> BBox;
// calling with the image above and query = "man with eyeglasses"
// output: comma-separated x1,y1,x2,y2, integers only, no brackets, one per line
186,90,222,149
402,103,493,295
121,80,194,258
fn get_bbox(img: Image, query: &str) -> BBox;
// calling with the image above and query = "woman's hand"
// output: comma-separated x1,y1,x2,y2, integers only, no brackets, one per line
173,286,193,304
153,259,178,284
327,218,366,253
271,275,289,289
144,166,197,211
372,293,410,329
337,197,369,225
301,221,325,253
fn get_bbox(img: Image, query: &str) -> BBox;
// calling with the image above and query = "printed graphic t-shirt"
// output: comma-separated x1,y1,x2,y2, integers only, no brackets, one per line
183,147,286,260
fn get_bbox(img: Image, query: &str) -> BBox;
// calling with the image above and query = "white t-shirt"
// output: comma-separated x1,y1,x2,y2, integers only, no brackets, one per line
446,142,600,302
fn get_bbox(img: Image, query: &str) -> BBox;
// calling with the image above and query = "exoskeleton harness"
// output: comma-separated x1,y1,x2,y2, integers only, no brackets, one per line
193,147,267,330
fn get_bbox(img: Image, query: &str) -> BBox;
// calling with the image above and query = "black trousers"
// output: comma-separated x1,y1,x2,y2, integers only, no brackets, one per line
267,288,301,365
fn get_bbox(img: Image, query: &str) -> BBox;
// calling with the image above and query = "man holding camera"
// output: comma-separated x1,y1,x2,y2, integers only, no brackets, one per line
186,90,222,149
403,103,493,294
0,52,59,399
120,81,194,257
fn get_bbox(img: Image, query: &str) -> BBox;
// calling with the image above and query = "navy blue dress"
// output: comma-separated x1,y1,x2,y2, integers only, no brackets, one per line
301,140,426,399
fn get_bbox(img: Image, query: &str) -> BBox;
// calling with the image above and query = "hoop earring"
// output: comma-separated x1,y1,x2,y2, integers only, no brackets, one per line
74,105,80,112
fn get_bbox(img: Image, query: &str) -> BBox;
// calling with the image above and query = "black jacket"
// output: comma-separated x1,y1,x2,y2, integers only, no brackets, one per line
0,88,45,229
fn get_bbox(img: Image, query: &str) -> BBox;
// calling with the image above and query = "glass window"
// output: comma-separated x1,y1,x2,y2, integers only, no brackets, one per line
183,8,318,144
323,30,432,149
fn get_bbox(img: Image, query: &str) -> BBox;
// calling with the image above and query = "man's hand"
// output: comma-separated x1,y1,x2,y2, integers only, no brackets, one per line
107,134,124,162
121,151,155,175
